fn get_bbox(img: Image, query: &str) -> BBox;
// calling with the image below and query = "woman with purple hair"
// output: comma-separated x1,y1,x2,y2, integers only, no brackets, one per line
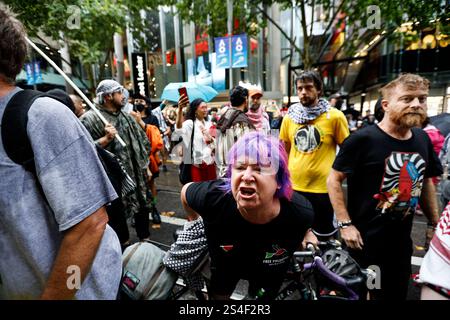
180,131,316,300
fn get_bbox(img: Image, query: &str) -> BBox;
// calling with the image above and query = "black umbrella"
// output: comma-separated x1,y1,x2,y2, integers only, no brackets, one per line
430,113,450,137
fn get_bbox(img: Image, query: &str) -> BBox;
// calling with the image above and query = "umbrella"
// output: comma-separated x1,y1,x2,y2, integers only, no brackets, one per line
161,82,218,103
430,113,450,137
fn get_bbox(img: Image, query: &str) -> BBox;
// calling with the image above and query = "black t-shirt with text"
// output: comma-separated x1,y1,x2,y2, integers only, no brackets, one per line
186,179,314,297
333,125,442,235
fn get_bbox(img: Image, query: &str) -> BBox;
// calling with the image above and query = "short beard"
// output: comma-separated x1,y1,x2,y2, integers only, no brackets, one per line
250,103,260,111
113,99,124,110
392,112,426,129
300,97,316,107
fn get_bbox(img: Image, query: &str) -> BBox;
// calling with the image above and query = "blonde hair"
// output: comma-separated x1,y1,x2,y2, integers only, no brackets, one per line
380,73,430,99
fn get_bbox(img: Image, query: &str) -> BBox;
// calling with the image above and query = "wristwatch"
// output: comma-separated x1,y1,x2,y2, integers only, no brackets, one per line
337,220,353,229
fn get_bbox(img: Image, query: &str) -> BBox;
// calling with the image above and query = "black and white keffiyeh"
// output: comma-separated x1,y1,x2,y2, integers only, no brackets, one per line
287,99,330,124
163,218,208,291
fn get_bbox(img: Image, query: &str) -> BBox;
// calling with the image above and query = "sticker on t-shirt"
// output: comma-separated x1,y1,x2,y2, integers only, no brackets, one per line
294,125,323,153
220,245,234,252
374,152,425,215
263,245,289,266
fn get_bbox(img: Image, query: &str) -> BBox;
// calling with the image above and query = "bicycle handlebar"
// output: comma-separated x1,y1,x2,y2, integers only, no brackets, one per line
293,251,315,258
294,239,341,258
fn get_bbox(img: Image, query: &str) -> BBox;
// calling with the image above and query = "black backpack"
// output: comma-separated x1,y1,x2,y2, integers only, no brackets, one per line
2,90,55,175
1,89,130,243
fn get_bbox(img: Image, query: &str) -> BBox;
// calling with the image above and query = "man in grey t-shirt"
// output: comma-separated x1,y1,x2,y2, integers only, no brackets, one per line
0,6,122,299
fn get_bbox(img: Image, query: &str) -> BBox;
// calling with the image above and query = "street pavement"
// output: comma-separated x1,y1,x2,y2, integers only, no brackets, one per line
127,161,430,300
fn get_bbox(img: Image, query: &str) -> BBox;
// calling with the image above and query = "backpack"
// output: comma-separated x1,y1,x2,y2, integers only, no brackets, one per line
2,90,57,175
121,241,178,300
1,89,134,194
216,108,255,134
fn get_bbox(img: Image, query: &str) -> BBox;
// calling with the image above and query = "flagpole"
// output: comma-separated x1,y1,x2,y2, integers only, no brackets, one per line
25,37,126,147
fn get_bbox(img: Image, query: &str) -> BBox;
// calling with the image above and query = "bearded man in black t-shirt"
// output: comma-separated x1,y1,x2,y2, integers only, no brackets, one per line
180,131,315,300
327,73,443,300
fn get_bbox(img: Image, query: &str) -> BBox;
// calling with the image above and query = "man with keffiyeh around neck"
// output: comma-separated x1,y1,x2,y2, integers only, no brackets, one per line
279,70,349,238
246,88,271,134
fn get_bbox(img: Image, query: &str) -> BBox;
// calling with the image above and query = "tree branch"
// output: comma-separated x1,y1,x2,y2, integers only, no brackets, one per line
299,0,311,67
309,0,315,38
314,0,348,63
322,0,347,37
255,5,303,55
32,33,92,91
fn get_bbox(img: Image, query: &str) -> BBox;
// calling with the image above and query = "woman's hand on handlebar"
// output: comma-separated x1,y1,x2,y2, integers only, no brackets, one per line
301,228,319,250
340,226,364,250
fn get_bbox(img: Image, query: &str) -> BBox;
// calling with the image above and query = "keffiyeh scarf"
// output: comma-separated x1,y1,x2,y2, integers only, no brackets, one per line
246,105,269,131
163,218,208,291
287,99,330,124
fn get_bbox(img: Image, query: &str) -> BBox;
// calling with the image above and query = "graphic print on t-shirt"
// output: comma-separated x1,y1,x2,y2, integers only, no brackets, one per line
374,152,425,214
294,125,322,153
263,244,289,266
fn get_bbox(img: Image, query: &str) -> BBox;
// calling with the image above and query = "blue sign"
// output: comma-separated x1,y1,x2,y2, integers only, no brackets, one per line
25,61,43,85
214,36,230,69
33,61,43,84
215,34,248,69
232,34,248,68
25,63,35,85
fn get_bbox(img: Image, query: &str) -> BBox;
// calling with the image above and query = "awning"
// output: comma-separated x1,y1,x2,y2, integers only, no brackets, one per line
16,70,90,89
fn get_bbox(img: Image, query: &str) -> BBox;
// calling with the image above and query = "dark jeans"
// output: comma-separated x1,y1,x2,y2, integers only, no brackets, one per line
295,191,336,235
349,216,414,300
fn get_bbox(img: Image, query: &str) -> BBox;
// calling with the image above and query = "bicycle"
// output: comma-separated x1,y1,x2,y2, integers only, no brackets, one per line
275,240,374,300
164,226,374,301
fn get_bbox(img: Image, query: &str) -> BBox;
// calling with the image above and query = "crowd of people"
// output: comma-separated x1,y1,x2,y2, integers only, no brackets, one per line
1,5,449,301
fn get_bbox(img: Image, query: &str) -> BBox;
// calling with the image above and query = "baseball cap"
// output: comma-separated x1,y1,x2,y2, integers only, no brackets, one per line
249,89,263,98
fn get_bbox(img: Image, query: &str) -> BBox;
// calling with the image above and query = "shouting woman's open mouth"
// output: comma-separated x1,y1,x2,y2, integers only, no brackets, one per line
239,186,257,200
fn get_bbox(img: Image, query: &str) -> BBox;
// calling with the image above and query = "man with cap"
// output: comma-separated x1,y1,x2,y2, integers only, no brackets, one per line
80,79,153,241
246,88,270,134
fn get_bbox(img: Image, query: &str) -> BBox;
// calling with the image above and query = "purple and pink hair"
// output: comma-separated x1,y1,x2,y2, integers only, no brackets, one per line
220,131,293,200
